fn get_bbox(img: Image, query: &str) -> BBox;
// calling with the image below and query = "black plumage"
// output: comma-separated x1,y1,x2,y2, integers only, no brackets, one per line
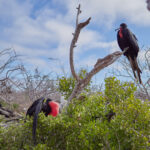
117,23,142,84
25,97,52,144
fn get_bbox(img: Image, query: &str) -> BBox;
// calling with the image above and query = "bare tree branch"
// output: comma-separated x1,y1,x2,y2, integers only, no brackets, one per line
70,4,91,81
67,4,125,105
19,67,57,102
145,48,150,70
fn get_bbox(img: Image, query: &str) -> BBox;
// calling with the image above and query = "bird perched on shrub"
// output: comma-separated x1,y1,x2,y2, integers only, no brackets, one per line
116,23,142,84
25,97,59,144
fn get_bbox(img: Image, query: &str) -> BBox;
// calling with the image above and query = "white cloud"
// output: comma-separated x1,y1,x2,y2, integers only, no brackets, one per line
44,20,74,44
0,1,106,70
0,0,149,76
63,0,150,27
0,0,31,19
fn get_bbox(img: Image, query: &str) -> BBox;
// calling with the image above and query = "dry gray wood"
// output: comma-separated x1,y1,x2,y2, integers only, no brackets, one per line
0,107,14,118
67,4,127,105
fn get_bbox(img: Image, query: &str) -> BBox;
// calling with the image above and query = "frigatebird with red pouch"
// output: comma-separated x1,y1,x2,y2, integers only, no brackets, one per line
116,23,142,84
25,97,59,144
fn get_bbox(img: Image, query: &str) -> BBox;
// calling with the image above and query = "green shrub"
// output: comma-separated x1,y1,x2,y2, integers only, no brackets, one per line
0,77,150,149
57,69,91,99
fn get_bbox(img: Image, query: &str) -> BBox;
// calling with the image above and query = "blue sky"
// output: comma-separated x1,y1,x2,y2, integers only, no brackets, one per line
0,0,149,83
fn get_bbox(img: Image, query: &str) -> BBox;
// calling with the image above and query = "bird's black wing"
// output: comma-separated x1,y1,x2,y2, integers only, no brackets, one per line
32,97,45,144
26,98,44,117
124,28,139,52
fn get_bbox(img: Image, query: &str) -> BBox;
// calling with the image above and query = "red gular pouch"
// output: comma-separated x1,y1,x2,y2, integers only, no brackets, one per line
119,28,123,38
48,101,59,117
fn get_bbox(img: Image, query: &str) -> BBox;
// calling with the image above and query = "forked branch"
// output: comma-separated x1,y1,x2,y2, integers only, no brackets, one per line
67,4,125,105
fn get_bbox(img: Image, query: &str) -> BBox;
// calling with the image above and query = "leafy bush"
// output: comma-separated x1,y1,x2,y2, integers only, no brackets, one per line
57,69,91,99
0,77,150,149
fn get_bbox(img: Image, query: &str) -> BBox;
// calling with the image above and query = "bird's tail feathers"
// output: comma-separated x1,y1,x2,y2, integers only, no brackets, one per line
129,56,142,84
134,59,142,84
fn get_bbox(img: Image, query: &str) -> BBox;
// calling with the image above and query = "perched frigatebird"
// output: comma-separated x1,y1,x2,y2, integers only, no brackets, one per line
25,97,59,144
116,23,142,84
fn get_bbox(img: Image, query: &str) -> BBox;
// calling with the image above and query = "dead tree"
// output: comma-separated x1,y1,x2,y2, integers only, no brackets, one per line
19,67,57,102
0,48,23,102
0,106,14,118
67,4,126,104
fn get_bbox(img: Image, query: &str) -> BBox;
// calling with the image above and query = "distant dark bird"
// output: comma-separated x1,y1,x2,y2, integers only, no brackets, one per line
147,0,150,11
116,23,142,84
25,97,59,144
